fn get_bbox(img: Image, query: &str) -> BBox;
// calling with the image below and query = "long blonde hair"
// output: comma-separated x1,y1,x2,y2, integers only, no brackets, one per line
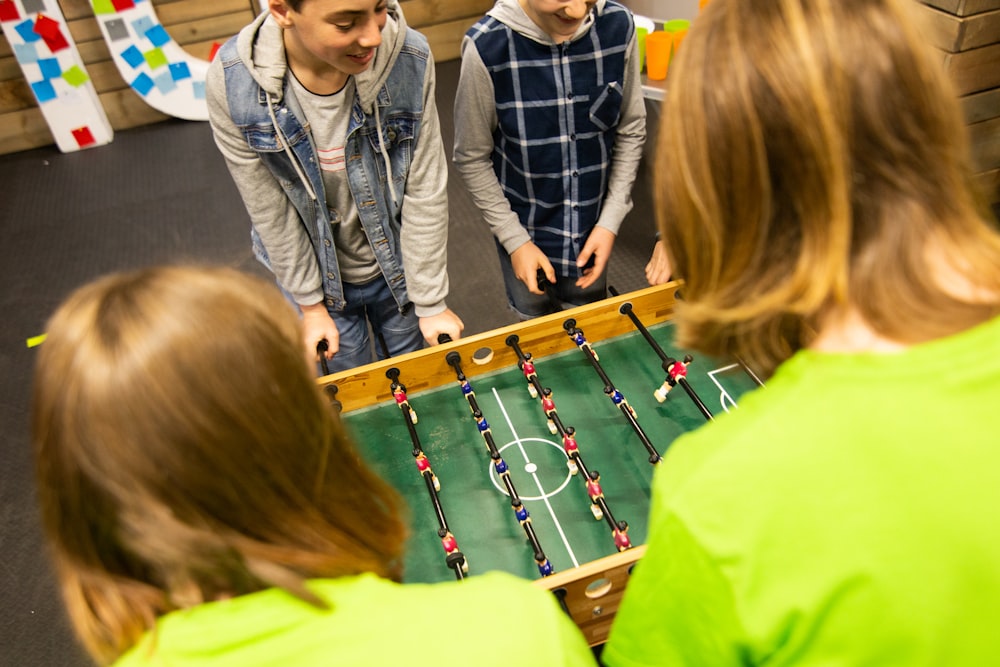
32,265,407,664
659,0,1000,374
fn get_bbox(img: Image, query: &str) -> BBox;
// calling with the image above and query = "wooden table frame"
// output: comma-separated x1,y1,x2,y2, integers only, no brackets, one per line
318,282,682,412
318,281,682,645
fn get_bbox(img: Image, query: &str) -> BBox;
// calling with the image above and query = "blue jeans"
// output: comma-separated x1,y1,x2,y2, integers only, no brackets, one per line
496,242,608,320
283,276,423,375
327,276,423,373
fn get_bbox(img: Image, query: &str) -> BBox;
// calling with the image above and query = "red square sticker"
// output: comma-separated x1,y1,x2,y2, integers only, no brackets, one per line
0,1,21,22
72,126,97,148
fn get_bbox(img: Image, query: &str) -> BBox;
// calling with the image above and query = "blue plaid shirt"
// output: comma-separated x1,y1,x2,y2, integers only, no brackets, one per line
465,3,634,277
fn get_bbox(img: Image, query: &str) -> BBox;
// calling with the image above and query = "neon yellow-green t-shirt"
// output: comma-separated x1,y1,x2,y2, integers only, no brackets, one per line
115,571,596,666
604,316,1000,666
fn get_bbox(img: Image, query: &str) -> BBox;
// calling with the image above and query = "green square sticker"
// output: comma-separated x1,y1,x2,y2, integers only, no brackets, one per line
144,48,168,70
62,65,90,87
91,0,115,14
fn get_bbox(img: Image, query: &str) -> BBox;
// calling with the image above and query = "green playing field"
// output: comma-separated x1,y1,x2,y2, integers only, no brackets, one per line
343,321,761,583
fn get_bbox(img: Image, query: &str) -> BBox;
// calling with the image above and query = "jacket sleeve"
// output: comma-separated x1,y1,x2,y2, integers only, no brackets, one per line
205,57,325,307
593,26,647,237
452,36,533,256
398,47,450,318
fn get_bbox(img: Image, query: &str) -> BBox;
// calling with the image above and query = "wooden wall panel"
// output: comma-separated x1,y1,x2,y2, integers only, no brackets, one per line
401,0,493,27
3,0,997,206
921,0,1000,16
0,0,488,154
923,0,1000,204
969,116,1000,172
976,168,999,203
920,5,1000,51
0,106,59,154
942,42,1000,95
962,86,1000,123
0,75,32,113
402,0,492,61
0,55,21,81
98,87,170,128
0,0,257,154
420,16,484,62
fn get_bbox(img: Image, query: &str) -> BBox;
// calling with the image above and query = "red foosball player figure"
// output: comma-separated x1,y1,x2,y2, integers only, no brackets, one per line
613,521,632,552
562,427,580,475
520,354,538,398
586,470,604,520
541,388,558,434
414,452,440,491
439,529,468,573
653,379,672,403
668,356,691,383
654,356,690,403
392,382,418,424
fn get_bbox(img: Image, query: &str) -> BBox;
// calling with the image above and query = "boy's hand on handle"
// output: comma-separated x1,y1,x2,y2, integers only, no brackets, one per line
576,227,616,288
421,309,465,346
301,302,340,362
645,239,673,285
512,242,556,294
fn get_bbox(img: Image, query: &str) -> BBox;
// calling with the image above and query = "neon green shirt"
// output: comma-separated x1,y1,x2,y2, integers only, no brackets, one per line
115,571,596,666
604,316,1000,666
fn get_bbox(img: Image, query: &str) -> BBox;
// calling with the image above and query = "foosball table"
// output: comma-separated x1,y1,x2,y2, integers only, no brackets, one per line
318,281,763,645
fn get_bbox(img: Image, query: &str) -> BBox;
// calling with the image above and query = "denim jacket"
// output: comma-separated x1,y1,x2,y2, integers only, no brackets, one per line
207,7,450,316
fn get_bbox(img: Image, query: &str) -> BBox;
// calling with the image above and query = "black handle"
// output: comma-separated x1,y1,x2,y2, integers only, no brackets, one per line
317,339,330,376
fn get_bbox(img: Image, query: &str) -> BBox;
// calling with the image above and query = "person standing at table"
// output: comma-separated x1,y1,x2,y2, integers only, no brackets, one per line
31,264,597,667
604,0,1000,664
454,0,646,319
206,0,463,373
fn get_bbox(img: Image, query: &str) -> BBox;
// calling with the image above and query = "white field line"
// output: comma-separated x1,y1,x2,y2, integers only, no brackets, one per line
707,363,740,413
492,387,581,568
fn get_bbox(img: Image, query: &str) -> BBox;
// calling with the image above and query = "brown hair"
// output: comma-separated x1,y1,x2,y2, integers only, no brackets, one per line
32,265,407,664
658,0,1000,375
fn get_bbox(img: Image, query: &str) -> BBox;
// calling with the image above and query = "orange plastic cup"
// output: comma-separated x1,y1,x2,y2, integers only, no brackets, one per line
644,31,671,81
664,19,690,55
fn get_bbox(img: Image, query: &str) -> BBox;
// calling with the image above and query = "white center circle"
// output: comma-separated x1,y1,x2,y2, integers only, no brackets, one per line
488,437,574,500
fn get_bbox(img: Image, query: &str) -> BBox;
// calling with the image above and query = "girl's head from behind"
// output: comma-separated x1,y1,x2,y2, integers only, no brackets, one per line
33,265,406,664
659,0,1000,374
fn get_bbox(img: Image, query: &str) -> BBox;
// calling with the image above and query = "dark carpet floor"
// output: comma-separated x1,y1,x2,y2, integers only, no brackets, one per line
0,58,659,665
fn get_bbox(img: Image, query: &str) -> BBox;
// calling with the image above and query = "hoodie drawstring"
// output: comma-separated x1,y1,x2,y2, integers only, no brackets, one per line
266,90,397,210
373,100,399,209
266,91,318,202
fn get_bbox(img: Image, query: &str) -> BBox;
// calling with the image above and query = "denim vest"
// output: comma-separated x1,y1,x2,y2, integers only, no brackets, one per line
217,33,431,312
